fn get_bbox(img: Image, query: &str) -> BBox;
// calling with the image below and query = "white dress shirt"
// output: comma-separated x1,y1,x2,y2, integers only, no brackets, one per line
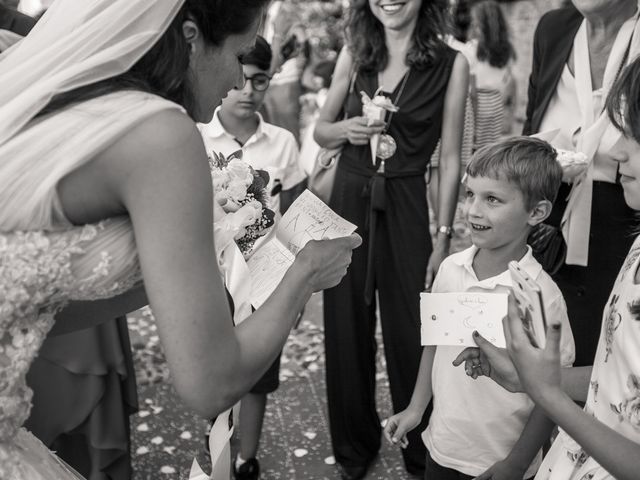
199,108,306,213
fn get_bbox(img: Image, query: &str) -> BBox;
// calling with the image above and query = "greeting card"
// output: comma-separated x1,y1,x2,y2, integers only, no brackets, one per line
420,292,508,347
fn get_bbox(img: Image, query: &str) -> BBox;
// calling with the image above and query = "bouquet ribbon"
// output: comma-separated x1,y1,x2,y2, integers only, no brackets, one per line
188,203,254,480
189,409,234,480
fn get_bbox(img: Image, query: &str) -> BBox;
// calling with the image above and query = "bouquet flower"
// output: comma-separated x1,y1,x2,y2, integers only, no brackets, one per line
209,151,275,259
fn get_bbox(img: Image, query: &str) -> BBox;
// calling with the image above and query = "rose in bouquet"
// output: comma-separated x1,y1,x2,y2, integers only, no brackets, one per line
209,151,275,259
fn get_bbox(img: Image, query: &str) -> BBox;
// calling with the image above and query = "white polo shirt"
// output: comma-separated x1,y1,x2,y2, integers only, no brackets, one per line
423,245,575,478
199,109,305,213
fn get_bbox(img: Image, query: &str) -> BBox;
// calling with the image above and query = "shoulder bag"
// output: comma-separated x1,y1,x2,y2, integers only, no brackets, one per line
308,66,357,204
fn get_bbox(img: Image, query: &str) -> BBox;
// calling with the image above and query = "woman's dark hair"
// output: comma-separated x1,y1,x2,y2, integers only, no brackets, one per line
607,56,640,144
240,35,272,71
471,0,515,69
37,0,269,119
346,0,450,73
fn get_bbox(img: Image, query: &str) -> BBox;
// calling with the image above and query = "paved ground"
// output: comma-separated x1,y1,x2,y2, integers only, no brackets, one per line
129,295,418,480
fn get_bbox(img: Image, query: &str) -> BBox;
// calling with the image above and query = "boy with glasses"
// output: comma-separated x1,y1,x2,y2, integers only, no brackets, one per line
200,35,305,215
199,36,305,480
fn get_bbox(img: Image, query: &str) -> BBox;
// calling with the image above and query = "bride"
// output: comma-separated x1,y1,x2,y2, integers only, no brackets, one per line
0,0,361,478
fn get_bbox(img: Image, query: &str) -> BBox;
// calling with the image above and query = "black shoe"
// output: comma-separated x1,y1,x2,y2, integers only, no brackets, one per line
337,463,368,480
234,458,260,480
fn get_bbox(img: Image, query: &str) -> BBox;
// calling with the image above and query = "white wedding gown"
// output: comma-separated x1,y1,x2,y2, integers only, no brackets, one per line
0,91,185,479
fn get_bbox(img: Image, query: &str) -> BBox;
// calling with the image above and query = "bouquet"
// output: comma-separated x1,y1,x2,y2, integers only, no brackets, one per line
209,151,275,259
360,89,399,163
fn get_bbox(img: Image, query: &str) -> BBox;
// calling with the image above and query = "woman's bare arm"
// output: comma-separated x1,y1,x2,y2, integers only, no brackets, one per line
98,109,358,417
425,53,468,288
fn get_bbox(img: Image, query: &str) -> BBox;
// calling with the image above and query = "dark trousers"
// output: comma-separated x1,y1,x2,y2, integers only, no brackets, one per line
424,451,534,480
323,201,430,473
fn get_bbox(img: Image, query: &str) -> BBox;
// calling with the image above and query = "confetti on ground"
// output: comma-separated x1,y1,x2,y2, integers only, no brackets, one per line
180,431,192,440
160,466,176,474
150,436,164,445
294,448,308,458
302,431,317,440
324,456,336,465
136,446,149,455
136,423,149,432
138,410,150,418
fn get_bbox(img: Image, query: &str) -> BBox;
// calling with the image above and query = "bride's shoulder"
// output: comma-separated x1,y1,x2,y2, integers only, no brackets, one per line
100,98,207,172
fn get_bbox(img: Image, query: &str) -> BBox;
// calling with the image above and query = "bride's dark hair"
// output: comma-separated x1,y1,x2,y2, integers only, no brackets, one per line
37,0,269,119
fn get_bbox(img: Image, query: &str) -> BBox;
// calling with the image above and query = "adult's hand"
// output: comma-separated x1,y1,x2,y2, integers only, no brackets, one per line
453,333,523,392
503,294,564,404
295,234,362,291
342,116,385,146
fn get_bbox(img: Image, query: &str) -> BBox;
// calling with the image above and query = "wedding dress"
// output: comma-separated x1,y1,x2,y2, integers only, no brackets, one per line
0,1,207,478
0,91,184,479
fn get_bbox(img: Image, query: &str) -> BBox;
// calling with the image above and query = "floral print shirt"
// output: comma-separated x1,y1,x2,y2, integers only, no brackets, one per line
536,236,640,480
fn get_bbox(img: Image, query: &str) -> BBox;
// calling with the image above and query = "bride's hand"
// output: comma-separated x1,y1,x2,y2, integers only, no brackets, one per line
295,234,362,291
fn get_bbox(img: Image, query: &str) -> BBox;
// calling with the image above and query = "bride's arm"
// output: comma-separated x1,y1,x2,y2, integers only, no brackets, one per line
102,109,358,418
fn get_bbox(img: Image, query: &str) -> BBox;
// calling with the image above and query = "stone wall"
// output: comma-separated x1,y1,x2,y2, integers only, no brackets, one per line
501,0,565,123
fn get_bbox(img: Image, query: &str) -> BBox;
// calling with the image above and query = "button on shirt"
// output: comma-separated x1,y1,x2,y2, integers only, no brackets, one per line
199,109,305,213
423,245,576,478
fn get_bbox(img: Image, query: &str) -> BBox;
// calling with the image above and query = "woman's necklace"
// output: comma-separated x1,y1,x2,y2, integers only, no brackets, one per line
377,69,410,162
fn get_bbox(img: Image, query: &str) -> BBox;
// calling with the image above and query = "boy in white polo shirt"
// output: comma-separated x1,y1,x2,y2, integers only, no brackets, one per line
199,37,305,480
199,35,305,215
384,138,575,480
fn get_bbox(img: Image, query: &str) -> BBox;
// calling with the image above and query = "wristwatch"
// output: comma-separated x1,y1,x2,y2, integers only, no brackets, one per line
437,225,453,238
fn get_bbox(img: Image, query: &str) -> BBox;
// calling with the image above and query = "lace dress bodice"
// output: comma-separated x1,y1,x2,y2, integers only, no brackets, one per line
0,218,142,477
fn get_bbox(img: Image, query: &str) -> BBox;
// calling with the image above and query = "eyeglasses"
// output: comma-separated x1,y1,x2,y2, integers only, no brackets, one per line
236,73,272,92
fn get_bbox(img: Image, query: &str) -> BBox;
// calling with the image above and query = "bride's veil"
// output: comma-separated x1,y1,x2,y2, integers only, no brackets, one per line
0,0,184,144
0,0,186,230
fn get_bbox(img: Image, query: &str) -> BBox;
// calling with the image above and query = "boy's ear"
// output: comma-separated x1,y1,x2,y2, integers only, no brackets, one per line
528,199,553,226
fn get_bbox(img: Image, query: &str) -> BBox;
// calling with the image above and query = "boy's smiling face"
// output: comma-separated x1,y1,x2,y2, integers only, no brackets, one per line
463,174,537,255
220,64,269,119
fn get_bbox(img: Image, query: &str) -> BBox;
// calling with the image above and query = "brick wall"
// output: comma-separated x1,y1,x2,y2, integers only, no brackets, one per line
502,0,565,123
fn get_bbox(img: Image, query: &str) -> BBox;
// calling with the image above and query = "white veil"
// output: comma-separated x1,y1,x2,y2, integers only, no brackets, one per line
0,0,185,145
0,0,187,230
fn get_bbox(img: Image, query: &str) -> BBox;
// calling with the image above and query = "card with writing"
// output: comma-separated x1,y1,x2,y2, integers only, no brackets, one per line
247,190,357,308
420,292,508,347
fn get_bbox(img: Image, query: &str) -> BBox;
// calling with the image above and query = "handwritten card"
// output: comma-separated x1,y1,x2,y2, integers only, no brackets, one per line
420,292,508,347
247,190,357,308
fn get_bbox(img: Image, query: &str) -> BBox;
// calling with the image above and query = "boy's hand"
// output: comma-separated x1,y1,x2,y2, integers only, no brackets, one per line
382,409,422,449
473,458,527,480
